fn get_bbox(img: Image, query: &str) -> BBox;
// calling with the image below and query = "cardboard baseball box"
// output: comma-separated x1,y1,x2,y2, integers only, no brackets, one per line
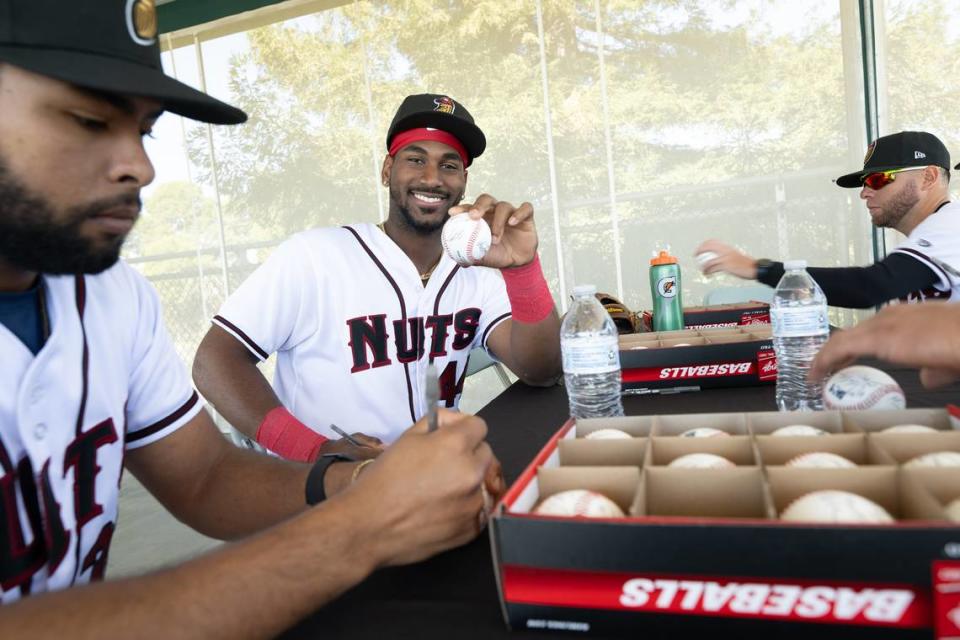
637,302,770,332
619,325,776,392
490,408,960,639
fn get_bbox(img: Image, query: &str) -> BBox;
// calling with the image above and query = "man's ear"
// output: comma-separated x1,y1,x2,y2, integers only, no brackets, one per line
381,155,393,186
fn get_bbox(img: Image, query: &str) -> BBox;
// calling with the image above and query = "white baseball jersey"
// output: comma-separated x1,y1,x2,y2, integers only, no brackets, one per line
891,201,960,302
0,262,202,603
214,223,512,443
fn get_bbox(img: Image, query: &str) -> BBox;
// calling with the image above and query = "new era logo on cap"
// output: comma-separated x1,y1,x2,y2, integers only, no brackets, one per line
126,0,158,46
835,130,951,188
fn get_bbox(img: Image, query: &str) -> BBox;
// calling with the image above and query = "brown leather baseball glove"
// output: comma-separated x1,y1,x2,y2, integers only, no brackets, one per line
595,292,639,334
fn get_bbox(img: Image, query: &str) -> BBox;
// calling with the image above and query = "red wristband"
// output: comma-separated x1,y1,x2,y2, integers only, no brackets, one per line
501,254,554,324
256,407,328,463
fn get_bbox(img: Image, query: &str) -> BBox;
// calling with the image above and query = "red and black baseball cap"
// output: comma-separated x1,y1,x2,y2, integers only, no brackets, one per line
386,94,486,166
834,131,950,188
0,0,246,125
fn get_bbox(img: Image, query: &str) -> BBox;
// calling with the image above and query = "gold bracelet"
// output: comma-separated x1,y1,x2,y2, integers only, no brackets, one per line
351,459,375,484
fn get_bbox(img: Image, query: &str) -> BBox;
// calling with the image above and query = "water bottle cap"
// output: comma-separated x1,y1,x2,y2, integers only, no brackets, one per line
784,260,808,270
572,284,598,297
650,250,677,266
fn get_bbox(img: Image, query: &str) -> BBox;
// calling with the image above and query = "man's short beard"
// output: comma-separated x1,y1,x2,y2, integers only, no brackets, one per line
873,180,919,229
396,203,448,235
0,157,135,274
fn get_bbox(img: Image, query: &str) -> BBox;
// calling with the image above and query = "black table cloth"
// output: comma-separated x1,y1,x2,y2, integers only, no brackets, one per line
281,362,958,639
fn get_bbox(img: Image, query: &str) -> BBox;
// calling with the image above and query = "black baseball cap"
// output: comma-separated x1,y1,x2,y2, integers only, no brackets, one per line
0,0,246,125
386,94,486,163
834,131,950,188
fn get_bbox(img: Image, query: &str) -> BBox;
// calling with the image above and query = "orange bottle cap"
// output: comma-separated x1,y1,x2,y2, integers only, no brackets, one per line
650,250,677,266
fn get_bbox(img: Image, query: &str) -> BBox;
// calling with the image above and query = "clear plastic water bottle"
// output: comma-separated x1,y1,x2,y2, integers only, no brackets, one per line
770,260,829,411
561,284,625,418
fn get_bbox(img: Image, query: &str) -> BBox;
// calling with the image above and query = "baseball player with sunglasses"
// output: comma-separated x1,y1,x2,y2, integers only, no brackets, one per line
697,131,959,307
0,1,496,635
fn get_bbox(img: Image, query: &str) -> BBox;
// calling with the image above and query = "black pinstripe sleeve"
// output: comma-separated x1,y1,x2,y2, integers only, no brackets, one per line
756,253,939,308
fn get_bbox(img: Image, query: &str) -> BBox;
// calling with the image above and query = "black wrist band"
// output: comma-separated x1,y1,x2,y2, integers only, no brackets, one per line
305,453,354,505
755,258,773,281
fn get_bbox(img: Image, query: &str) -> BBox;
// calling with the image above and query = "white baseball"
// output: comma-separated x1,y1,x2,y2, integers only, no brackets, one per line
780,490,894,524
668,453,735,469
822,366,905,411
696,251,719,271
585,428,633,440
441,214,492,266
785,452,857,469
903,451,960,468
534,489,625,518
679,427,729,438
772,424,828,437
882,424,938,434
944,498,960,522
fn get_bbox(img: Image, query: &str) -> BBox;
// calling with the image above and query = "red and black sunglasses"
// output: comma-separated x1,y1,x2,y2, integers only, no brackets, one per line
860,166,926,190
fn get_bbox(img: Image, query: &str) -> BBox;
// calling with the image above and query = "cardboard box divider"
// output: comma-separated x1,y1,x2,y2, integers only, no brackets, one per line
576,416,654,438
536,466,641,515
868,430,960,464
903,468,960,514
747,409,843,434
643,467,773,519
655,412,748,436
649,435,755,466
840,407,954,432
756,432,896,466
559,437,647,468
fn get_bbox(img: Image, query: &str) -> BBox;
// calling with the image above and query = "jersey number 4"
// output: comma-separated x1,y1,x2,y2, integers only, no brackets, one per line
437,361,467,407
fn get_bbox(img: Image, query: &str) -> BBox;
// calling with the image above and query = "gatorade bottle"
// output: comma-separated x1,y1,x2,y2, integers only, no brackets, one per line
650,250,683,331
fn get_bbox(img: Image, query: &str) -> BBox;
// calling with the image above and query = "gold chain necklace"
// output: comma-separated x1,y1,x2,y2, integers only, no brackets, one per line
377,221,440,283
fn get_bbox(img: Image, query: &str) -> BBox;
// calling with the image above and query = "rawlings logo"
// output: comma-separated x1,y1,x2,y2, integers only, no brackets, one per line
619,579,914,623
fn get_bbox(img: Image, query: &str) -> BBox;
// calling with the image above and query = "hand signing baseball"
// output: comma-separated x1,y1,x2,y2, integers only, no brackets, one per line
450,194,537,268
694,239,759,279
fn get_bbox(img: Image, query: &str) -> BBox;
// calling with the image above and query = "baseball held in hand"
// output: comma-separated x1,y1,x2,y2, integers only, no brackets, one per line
441,213,492,266
822,365,906,411
695,251,718,271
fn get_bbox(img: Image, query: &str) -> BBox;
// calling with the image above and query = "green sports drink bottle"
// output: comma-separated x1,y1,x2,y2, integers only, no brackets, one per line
650,250,683,331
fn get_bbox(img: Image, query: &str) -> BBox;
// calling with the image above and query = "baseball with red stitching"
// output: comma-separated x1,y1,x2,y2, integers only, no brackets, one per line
441,213,491,266
533,489,625,518
822,365,906,411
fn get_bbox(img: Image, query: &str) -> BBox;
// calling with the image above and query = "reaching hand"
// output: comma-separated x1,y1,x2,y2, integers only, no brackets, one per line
809,302,960,388
450,194,537,269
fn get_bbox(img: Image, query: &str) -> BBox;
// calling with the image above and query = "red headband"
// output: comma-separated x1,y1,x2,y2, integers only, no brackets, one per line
389,128,471,167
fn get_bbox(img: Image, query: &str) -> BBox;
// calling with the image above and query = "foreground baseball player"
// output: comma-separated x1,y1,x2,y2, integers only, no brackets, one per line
0,2,493,635
697,131,959,307
193,94,562,461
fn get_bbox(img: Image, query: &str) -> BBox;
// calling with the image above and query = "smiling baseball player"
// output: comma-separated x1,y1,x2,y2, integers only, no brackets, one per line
0,1,496,635
193,94,562,461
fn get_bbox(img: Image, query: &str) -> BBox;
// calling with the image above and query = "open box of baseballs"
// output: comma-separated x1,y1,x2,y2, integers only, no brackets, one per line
637,302,771,332
490,407,960,638
619,325,776,392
